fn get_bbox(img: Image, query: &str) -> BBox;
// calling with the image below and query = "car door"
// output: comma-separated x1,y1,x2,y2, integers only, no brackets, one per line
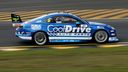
47,15,92,42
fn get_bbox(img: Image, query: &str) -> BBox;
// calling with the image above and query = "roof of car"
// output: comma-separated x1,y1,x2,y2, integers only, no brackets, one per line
47,12,74,16
25,12,80,23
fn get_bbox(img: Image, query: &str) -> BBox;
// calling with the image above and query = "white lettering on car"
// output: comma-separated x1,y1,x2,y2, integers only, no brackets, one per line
47,25,92,36
48,25,91,33
65,25,72,32
31,25,41,30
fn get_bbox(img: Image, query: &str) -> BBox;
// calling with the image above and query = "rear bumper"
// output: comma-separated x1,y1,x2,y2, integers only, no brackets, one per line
18,36,32,40
15,27,32,40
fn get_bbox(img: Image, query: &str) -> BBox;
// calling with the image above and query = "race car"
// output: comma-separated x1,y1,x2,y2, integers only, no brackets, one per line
11,12,119,45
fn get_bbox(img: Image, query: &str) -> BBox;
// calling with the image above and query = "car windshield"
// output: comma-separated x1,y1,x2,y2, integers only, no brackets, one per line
70,14,89,24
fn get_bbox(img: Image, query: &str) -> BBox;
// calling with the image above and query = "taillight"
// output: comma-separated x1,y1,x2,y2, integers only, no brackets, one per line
12,23,23,27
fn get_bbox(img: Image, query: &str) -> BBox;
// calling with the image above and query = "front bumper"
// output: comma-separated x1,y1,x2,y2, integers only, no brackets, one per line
108,37,119,42
108,28,119,42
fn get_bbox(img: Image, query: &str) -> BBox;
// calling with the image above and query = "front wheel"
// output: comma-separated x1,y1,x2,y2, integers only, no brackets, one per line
94,30,108,43
33,32,47,45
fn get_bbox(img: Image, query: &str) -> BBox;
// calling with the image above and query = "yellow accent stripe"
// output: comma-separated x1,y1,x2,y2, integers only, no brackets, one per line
99,44,126,48
81,9,123,18
51,46,79,49
110,13,128,19
92,10,128,19
77,9,106,16
1,9,128,21
0,47,28,51
89,9,123,19
0,42,127,51
71,10,90,14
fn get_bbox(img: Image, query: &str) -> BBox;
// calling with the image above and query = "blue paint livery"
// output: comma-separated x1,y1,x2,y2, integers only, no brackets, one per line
14,13,119,43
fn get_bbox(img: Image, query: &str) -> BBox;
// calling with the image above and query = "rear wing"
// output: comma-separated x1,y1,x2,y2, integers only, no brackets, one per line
11,14,23,27
11,14,22,23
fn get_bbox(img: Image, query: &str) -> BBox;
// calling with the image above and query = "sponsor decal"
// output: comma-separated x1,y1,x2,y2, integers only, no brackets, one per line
31,25,41,30
47,25,91,36
48,25,91,33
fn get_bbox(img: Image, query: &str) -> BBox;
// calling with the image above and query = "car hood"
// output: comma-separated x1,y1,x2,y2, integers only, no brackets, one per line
88,21,115,30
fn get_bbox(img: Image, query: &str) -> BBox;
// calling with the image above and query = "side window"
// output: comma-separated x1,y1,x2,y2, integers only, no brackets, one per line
46,16,62,23
62,16,77,23
46,16,83,24
46,18,56,23
54,16,63,23
61,16,84,24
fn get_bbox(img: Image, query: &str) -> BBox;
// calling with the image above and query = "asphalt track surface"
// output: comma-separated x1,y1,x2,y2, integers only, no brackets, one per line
0,0,128,11
0,0,128,47
0,19,127,46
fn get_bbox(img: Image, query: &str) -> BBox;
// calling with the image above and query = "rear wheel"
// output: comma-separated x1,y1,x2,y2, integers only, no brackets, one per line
94,30,108,43
33,32,47,45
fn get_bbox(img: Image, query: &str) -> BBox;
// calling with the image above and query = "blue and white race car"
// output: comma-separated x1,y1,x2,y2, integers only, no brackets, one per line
11,12,119,45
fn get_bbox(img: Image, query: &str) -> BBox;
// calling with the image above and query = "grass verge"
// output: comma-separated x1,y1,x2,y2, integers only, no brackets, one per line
0,46,128,72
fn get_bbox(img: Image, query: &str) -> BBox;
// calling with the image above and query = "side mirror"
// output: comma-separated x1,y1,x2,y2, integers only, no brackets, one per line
76,21,81,24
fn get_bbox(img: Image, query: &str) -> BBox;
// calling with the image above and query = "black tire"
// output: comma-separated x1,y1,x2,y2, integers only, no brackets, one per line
94,30,108,43
33,32,47,45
